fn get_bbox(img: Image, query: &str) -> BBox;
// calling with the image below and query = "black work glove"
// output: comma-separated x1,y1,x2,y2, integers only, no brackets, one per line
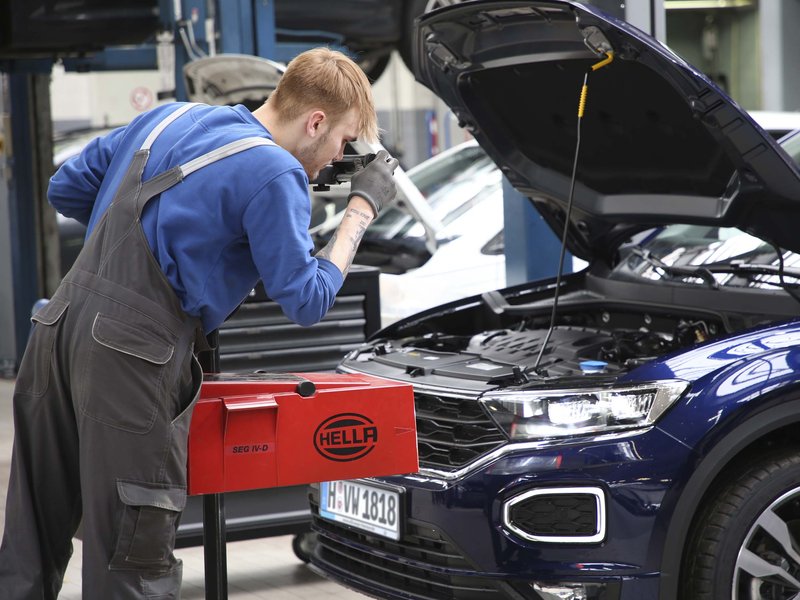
347,149,399,218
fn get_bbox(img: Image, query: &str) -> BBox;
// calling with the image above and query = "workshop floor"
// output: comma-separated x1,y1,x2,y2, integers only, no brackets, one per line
0,378,365,599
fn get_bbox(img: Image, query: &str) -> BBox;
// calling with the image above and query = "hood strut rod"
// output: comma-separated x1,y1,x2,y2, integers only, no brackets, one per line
532,52,615,374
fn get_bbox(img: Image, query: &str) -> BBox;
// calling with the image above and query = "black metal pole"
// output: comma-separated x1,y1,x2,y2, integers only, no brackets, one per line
196,330,227,600
202,493,227,600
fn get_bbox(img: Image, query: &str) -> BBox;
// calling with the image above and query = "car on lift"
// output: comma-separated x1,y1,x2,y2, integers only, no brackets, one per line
1,0,452,81
306,1,800,599
274,0,455,81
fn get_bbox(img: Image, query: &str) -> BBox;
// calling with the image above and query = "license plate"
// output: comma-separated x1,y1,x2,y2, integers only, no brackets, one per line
319,480,401,540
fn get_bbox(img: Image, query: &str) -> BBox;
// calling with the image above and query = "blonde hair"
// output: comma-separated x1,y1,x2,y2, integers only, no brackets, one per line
270,47,378,143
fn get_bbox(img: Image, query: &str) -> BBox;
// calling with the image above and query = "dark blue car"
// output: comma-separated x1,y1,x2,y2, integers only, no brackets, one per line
307,1,800,599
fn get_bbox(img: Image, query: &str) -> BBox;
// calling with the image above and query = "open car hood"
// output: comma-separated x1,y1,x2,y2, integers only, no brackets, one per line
413,0,800,260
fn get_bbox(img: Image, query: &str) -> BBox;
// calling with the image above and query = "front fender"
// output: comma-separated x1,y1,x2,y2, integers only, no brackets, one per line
656,343,800,449
657,393,800,598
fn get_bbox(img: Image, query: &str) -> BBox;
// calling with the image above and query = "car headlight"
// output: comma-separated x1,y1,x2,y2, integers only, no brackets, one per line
480,380,689,440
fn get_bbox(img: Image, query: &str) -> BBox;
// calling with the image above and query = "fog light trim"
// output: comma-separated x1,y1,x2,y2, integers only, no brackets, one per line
532,581,607,600
503,486,606,544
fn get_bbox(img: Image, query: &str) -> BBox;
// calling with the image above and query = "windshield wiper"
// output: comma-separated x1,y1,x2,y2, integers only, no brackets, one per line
630,247,719,289
631,248,800,299
703,260,800,281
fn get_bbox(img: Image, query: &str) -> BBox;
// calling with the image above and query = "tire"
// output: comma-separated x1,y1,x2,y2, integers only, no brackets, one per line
292,530,318,563
681,449,800,599
357,52,392,84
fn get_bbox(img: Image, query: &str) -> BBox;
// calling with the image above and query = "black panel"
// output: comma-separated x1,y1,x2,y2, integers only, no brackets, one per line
217,265,381,374
467,60,734,197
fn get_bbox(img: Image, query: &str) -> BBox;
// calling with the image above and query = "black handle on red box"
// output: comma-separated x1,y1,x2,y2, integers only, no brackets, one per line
295,379,316,397
251,370,317,397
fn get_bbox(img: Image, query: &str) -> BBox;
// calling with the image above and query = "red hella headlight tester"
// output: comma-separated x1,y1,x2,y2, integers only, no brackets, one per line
187,370,419,599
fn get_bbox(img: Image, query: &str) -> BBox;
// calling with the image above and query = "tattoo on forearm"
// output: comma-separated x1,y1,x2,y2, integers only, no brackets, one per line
316,230,337,262
340,208,371,276
314,207,373,277
344,211,369,251
348,207,372,221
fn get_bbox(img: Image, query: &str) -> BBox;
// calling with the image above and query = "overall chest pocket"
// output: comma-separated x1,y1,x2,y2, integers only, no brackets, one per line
79,311,177,434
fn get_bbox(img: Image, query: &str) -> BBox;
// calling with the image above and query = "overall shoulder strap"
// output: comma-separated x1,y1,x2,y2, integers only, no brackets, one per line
140,103,199,150
179,137,277,177
136,102,278,199
139,137,278,200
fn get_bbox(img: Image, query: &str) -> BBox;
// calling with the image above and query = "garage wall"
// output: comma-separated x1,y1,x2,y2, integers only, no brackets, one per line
50,65,167,133
760,0,800,111
666,5,760,110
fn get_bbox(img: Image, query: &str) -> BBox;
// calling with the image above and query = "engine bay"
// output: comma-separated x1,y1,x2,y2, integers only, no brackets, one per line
360,303,728,384
344,257,800,390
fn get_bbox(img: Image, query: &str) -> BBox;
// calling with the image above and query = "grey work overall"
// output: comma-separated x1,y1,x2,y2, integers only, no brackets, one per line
0,104,274,599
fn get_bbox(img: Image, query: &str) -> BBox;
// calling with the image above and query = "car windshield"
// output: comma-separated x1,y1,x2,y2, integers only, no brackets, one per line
615,129,800,290
408,143,494,198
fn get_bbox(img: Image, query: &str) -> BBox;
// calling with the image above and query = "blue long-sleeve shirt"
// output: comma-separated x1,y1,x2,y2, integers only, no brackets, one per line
48,102,343,332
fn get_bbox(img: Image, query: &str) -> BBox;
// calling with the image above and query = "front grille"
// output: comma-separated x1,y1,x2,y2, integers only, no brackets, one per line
414,390,507,471
311,501,508,600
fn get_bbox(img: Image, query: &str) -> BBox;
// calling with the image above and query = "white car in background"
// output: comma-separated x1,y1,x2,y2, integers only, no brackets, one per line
376,142,505,325
749,111,800,139
312,139,507,326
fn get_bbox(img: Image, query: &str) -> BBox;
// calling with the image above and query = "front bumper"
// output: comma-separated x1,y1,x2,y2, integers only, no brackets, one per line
308,426,692,600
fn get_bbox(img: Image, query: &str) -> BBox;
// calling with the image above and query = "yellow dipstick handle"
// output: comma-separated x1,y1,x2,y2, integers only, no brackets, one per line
591,51,614,71
578,52,614,118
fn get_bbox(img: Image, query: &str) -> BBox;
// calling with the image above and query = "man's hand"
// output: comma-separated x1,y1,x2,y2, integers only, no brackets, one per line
347,149,399,218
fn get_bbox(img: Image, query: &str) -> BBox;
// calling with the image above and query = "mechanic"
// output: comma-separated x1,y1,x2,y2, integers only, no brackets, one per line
0,46,398,599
